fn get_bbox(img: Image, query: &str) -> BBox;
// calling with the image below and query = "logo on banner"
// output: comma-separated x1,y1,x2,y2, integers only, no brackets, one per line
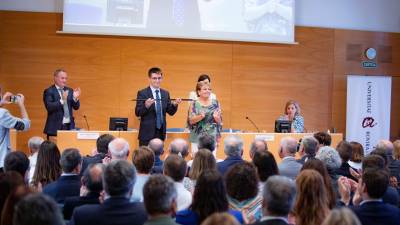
362,117,377,128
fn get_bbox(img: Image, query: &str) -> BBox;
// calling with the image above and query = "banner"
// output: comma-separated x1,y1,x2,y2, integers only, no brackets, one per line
346,75,391,155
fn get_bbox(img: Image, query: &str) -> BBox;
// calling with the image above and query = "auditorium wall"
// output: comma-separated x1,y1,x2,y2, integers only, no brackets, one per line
0,11,399,152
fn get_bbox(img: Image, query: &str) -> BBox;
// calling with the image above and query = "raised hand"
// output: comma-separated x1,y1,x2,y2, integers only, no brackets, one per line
73,87,81,99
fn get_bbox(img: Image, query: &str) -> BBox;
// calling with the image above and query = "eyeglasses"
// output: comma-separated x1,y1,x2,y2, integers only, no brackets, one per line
151,77,163,80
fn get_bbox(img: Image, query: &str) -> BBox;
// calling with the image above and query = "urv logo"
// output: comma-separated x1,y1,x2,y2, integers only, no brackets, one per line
362,117,377,128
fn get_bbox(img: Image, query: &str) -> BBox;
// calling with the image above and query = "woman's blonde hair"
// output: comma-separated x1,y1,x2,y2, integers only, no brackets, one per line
284,100,301,116
189,149,216,180
321,208,361,225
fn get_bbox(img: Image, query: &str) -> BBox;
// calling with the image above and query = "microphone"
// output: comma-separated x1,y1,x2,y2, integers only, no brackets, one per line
83,115,90,131
245,116,260,133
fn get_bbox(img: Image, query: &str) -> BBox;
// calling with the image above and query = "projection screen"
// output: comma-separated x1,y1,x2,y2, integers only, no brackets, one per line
62,0,295,44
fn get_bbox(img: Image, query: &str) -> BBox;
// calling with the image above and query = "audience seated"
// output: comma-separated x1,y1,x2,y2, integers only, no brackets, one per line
316,146,342,192
70,160,148,225
361,154,399,207
252,150,278,194
176,170,243,225
13,193,64,225
296,136,318,165
27,136,44,183
108,138,130,161
31,140,61,190
43,148,82,204
1,185,32,225
188,134,219,167
294,169,330,225
163,155,192,211
321,208,361,225
143,175,178,225
217,135,244,176
278,137,302,180
251,175,296,225
348,141,364,170
225,162,263,223
249,139,268,160
148,138,164,174
340,168,400,225
313,131,332,149
188,149,217,193
3,151,29,180
201,213,240,225
335,141,357,180
301,158,337,208
63,163,104,220
80,134,114,175
131,146,154,202
169,138,190,159
0,171,25,223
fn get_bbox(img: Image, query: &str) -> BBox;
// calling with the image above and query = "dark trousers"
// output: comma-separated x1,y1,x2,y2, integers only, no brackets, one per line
47,123,71,140
139,128,165,146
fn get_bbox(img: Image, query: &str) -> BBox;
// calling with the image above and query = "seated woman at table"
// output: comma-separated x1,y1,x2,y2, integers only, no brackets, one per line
188,82,222,157
278,100,304,133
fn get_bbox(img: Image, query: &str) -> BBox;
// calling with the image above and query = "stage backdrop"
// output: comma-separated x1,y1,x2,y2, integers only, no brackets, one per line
346,75,392,154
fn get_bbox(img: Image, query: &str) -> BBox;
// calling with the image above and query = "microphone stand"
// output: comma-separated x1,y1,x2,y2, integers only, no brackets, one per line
246,116,260,133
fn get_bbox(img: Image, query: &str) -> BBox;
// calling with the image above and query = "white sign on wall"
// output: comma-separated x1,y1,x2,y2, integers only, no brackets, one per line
346,75,392,155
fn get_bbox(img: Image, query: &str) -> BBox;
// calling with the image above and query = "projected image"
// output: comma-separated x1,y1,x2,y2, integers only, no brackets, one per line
63,0,295,43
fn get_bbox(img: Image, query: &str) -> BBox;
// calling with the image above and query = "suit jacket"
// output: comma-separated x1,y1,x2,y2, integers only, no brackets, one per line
251,218,290,225
80,153,105,176
350,201,400,225
43,85,80,136
69,197,148,225
135,87,178,142
217,156,244,176
151,156,163,174
63,192,100,220
43,175,81,204
278,157,302,180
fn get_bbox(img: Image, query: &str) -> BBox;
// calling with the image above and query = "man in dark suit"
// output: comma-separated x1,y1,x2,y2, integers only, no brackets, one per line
217,135,244,176
69,160,148,225
43,69,81,139
296,136,318,165
43,148,82,204
63,163,104,220
251,175,296,225
135,67,181,146
345,169,400,225
148,138,164,174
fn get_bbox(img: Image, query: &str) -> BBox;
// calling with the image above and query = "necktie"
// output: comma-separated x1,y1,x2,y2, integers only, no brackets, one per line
59,88,70,120
155,90,163,129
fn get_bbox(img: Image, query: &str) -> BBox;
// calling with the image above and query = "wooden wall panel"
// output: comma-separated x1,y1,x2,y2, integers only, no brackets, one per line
1,11,399,153
332,29,400,139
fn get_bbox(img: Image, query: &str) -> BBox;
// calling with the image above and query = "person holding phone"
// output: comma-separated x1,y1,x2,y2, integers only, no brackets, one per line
0,86,30,170
43,69,81,140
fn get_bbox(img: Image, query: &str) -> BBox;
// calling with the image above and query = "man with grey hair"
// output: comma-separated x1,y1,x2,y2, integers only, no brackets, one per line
143,175,178,225
252,175,296,225
278,137,302,180
70,160,147,225
108,138,130,161
168,138,189,158
297,136,318,165
249,139,268,160
43,148,82,203
27,136,44,183
316,146,342,172
148,138,164,174
217,135,244,176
